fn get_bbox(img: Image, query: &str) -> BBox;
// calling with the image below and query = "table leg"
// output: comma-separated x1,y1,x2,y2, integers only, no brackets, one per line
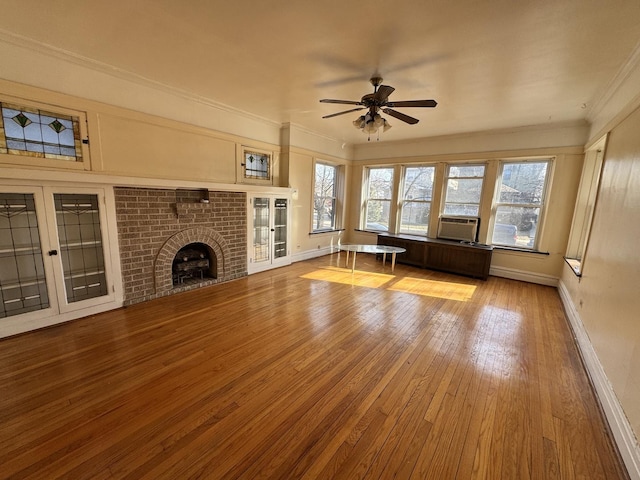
345,249,350,268
382,252,387,267
351,250,357,273
391,252,397,273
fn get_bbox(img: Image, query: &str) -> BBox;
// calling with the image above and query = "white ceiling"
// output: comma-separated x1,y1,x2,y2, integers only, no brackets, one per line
1,0,640,145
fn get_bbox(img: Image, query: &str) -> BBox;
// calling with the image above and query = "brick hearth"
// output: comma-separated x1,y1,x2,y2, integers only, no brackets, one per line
114,188,247,305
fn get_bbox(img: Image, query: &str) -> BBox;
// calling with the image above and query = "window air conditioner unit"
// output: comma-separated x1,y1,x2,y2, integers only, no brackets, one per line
437,216,479,242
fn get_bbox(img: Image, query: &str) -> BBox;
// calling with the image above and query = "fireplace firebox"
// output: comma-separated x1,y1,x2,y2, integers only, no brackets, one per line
172,242,216,286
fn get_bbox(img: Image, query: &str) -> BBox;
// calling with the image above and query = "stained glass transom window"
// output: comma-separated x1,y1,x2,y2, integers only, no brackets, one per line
0,102,83,162
244,151,270,179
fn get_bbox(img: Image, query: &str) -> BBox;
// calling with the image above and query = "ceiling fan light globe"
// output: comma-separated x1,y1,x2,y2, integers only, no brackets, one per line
363,122,378,134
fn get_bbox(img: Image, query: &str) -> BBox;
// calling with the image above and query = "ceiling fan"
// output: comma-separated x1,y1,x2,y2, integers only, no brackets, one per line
319,76,437,136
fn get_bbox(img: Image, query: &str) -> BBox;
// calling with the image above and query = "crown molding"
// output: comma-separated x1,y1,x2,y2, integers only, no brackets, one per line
586,38,640,123
352,120,588,161
281,122,352,160
0,28,281,130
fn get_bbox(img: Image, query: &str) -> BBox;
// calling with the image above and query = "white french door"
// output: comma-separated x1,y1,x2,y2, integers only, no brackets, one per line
0,185,116,336
247,195,291,274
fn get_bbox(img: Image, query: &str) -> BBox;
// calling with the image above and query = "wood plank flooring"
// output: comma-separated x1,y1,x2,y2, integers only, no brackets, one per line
0,254,628,479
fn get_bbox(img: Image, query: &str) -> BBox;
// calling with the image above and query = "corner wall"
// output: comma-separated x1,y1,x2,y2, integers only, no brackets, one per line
560,103,640,477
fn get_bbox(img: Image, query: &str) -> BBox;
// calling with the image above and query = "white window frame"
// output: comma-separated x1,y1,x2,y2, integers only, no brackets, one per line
442,163,486,217
399,164,436,235
312,161,342,232
565,136,606,274
491,158,552,250
362,166,395,232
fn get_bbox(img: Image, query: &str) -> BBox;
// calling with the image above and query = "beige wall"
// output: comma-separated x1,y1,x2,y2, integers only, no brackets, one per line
95,112,237,183
561,103,640,440
0,79,280,186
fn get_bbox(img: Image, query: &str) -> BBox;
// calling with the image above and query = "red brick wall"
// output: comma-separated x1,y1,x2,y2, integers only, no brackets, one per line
114,188,247,305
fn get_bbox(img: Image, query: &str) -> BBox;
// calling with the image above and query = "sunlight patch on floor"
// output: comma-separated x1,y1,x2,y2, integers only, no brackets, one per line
387,276,476,301
301,267,476,301
300,266,394,288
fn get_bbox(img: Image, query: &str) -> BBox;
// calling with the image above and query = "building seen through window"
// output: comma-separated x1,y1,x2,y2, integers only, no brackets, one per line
364,167,394,231
313,162,337,231
492,160,550,248
443,164,485,216
400,166,435,235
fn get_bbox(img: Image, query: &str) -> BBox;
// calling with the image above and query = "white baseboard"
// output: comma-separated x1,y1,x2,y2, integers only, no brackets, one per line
291,246,334,263
490,265,558,286
558,280,640,480
0,300,123,339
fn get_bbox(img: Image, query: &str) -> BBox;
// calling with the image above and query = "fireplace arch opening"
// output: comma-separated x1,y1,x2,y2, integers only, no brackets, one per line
172,242,217,286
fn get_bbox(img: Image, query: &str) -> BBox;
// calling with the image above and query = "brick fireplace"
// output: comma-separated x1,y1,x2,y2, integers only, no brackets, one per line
114,188,247,305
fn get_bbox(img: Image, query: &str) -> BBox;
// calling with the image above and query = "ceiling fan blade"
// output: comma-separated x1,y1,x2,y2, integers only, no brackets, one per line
382,108,420,125
322,107,365,119
319,99,363,105
386,99,437,108
374,85,395,103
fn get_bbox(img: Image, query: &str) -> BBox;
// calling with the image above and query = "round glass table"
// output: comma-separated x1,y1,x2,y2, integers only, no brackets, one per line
339,244,406,273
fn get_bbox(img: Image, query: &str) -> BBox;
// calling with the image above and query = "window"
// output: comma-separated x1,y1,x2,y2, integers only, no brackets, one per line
364,167,394,231
0,99,84,162
565,136,606,274
313,162,338,231
443,164,485,216
400,165,435,235
492,160,551,248
242,148,271,180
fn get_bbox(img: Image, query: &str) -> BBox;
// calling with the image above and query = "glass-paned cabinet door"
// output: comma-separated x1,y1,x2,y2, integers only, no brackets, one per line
53,193,108,303
0,186,116,336
248,195,291,274
274,198,287,259
0,192,49,318
252,197,271,264
44,187,115,314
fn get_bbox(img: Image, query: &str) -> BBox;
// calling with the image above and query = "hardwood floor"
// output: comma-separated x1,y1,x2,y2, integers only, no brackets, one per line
0,255,628,479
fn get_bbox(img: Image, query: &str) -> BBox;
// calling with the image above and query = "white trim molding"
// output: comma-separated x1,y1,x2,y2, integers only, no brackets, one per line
291,247,334,264
489,265,558,286
558,280,640,480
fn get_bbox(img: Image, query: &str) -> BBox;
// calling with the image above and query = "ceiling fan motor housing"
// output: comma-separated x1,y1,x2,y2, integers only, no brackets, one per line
370,76,384,88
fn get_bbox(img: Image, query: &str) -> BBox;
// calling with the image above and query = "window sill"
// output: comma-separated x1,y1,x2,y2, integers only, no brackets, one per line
355,228,388,234
564,257,582,277
310,229,344,235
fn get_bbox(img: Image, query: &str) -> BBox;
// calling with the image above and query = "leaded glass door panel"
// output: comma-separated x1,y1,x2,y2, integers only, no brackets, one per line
53,193,108,303
274,198,287,259
0,191,52,319
252,197,271,265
